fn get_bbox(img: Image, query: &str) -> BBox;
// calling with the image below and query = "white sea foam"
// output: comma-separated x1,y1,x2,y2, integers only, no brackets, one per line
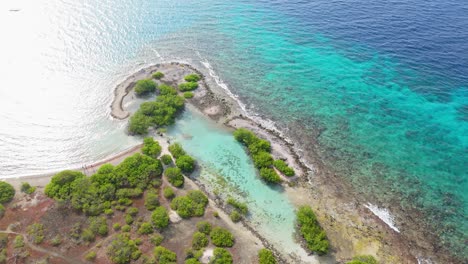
365,203,400,233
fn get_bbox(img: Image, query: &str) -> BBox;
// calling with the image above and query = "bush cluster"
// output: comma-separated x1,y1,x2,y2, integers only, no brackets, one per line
145,189,160,210
258,248,277,264
170,190,208,218
184,92,194,99
168,143,186,158
161,154,173,165
233,128,284,184
89,216,108,236
154,246,177,263
169,143,196,174
107,234,141,264
196,221,212,235
163,187,175,199
273,159,295,177
296,206,329,255
184,74,201,82
128,86,185,135
134,79,157,96
210,227,234,247
179,82,199,92
211,248,233,264
192,231,209,250
27,223,44,244
165,167,184,188
45,152,163,216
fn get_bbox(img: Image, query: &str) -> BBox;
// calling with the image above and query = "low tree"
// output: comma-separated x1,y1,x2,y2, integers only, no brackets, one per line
163,187,175,199
142,137,162,158
252,152,274,168
296,206,329,255
154,246,177,264
259,168,282,184
176,155,196,173
165,167,184,187
273,160,295,177
210,227,234,247
168,143,186,158
210,248,232,264
145,189,159,210
192,231,209,250
196,221,212,235
44,170,84,201
160,154,173,165
179,82,199,92
134,79,156,96
151,206,169,229
0,181,15,203
138,222,153,235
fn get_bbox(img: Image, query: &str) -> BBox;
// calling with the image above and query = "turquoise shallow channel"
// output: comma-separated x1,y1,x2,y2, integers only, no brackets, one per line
167,107,314,261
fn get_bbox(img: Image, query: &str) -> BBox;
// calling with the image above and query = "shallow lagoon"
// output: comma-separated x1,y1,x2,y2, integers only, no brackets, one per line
168,107,319,263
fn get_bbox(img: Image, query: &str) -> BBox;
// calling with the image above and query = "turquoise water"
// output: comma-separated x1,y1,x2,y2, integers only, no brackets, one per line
167,107,318,262
1,0,467,260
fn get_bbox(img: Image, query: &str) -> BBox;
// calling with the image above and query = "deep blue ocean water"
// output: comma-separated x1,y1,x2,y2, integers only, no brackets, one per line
0,0,467,260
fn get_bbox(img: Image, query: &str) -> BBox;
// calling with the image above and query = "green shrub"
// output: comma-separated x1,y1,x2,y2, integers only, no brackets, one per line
230,211,241,222
150,234,164,246
184,74,201,82
128,112,151,135
152,71,164,79
134,79,157,96
346,255,378,264
185,258,201,264
163,187,175,200
138,222,154,235
169,190,208,218
116,188,143,199
154,246,177,264
168,143,186,158
51,235,61,246
127,207,139,216
161,154,173,165
113,223,121,231
179,82,199,92
122,225,131,232
145,190,160,210
248,139,271,154
210,227,234,247
226,198,248,215
273,160,295,177
165,167,184,187
142,137,162,158
104,208,114,216
258,249,276,264
192,231,209,250
296,206,329,255
183,92,194,99
27,223,44,244
89,216,108,236
233,128,256,145
252,152,274,168
107,234,141,264
85,251,97,261
176,155,195,173
0,181,15,204
151,206,169,229
158,84,177,95
14,235,24,248
125,214,134,225
213,211,219,218
196,221,212,235
259,168,282,184
81,228,95,242
210,248,232,264
21,182,36,194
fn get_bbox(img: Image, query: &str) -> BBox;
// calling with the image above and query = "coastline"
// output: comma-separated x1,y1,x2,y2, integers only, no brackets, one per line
5,62,454,263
